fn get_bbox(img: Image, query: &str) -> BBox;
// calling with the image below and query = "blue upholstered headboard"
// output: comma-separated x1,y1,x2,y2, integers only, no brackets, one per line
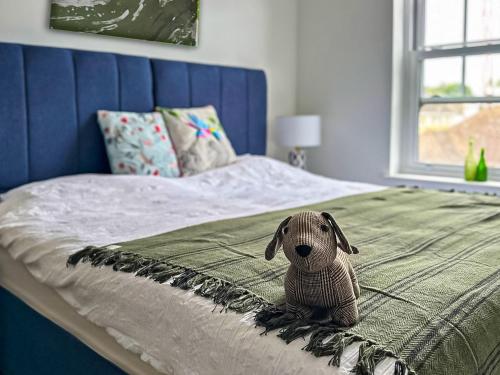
0,42,267,193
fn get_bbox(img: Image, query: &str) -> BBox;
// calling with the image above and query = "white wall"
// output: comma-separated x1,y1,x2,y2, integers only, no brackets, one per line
0,0,298,159
297,0,393,185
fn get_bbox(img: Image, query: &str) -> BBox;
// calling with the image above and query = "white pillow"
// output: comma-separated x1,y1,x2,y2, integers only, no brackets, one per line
156,105,237,176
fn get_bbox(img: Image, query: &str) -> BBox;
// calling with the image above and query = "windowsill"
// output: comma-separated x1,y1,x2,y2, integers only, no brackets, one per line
387,172,500,194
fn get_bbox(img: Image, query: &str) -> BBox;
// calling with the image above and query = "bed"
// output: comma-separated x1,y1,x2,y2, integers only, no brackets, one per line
1,42,499,375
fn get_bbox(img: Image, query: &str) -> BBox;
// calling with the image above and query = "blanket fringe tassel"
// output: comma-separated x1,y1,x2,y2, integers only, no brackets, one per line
67,246,268,313
68,246,416,375
255,308,416,375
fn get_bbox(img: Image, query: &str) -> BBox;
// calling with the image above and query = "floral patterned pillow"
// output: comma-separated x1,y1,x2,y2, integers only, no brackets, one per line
97,111,180,177
156,105,237,176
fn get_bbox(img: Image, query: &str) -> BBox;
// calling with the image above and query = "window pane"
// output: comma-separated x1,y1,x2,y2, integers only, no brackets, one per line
419,103,500,167
423,57,463,98
467,0,500,43
424,0,464,47
465,54,500,97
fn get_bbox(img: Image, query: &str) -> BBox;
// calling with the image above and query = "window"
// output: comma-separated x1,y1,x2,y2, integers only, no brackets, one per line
393,0,500,180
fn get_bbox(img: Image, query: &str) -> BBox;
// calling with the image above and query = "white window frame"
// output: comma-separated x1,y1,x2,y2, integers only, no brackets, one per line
391,0,500,181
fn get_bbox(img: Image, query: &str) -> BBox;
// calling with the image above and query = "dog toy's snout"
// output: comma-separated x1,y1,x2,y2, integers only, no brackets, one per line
295,244,312,257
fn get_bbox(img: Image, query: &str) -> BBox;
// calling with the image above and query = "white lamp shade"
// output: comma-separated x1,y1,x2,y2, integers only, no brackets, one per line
275,115,321,148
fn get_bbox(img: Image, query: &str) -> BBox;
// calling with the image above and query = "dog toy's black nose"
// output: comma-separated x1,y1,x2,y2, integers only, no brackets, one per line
295,245,311,257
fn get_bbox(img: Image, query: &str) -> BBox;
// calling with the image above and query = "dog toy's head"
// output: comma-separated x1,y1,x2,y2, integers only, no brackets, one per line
265,211,358,272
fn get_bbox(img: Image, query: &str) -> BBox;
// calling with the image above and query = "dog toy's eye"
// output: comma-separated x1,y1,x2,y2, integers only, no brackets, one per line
283,227,289,234
320,224,329,232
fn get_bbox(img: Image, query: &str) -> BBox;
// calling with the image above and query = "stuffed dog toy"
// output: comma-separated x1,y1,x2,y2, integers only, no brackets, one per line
265,211,360,326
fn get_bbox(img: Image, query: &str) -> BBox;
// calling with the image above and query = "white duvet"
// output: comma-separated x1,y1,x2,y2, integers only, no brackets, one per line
0,155,392,375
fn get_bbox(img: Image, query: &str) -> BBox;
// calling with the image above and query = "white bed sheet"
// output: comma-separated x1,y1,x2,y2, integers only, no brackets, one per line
0,155,391,375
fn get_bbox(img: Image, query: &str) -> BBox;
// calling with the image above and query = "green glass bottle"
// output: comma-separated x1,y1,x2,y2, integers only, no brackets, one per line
475,148,488,182
464,138,477,181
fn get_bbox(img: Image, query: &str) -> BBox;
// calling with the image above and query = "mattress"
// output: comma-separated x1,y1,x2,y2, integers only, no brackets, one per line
0,249,161,375
0,155,392,375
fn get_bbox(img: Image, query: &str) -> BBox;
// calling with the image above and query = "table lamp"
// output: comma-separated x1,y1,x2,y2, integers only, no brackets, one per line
275,115,321,169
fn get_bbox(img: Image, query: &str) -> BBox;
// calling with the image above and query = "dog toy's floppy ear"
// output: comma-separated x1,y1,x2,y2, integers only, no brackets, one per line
321,212,359,254
265,216,292,260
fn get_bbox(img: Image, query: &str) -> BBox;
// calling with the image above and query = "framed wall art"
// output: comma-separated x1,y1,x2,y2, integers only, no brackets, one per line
50,0,199,47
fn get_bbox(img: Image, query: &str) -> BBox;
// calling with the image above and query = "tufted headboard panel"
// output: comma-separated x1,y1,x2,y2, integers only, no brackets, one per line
0,42,267,192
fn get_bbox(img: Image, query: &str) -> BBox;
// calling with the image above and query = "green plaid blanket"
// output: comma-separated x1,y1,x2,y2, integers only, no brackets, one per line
68,188,500,375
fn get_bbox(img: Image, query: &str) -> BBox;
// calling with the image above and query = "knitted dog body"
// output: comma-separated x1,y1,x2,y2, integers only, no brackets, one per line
266,211,360,326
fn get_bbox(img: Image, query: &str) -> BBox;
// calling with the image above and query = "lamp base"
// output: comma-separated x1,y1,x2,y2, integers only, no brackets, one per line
288,148,306,169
